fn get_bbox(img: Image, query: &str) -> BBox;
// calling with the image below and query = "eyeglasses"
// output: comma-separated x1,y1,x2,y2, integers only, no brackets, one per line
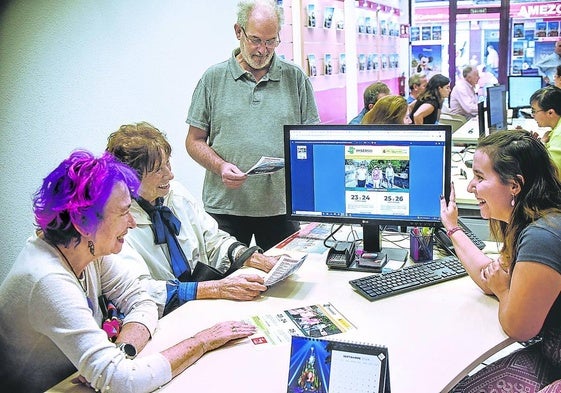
240,27,280,48
531,108,545,115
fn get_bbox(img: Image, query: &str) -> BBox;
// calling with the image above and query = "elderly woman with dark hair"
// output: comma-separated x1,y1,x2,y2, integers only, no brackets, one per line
0,150,256,393
107,122,279,316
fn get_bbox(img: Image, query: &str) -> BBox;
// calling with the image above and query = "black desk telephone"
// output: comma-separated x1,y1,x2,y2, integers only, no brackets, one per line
326,241,356,268
434,219,487,256
326,241,388,272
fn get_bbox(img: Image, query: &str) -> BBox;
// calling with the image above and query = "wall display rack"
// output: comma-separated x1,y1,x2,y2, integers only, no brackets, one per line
277,0,409,124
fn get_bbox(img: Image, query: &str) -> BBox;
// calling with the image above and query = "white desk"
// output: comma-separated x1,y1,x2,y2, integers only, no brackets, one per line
48,240,511,393
453,117,548,146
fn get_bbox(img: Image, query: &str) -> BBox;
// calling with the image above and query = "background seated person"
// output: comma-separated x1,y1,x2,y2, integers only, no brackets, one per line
107,122,278,316
361,95,412,125
0,150,257,393
406,73,428,105
476,64,498,97
349,82,390,124
555,65,561,89
441,130,561,392
410,74,451,124
443,65,479,120
530,86,561,170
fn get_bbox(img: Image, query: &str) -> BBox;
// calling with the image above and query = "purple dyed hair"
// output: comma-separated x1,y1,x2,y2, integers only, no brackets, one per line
33,150,140,246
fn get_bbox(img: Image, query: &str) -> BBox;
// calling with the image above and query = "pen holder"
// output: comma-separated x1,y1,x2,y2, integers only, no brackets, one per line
409,232,434,262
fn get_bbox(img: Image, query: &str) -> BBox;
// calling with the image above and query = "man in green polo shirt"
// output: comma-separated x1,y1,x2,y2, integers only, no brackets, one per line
186,0,319,251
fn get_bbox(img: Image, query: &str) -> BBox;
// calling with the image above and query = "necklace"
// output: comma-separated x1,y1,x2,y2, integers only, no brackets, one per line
54,244,88,294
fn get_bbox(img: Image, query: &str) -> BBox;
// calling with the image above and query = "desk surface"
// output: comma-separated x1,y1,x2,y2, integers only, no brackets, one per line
49,239,510,393
453,117,548,146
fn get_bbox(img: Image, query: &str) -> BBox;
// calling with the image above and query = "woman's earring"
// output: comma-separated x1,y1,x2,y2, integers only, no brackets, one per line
511,194,515,207
88,240,95,256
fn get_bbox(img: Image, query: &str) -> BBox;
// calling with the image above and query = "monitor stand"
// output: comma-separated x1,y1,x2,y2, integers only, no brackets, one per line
363,223,409,263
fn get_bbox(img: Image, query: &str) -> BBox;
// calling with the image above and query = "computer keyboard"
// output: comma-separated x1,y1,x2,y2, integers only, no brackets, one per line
349,255,467,302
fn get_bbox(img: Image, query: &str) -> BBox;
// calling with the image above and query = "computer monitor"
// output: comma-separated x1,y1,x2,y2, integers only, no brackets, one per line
486,84,507,132
283,124,452,262
477,101,486,138
507,75,543,118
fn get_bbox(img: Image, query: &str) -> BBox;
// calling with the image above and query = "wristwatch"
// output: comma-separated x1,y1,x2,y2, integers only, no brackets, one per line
117,342,137,359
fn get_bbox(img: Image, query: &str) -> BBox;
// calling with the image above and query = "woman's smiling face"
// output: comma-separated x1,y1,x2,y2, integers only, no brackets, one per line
468,150,515,222
138,154,174,204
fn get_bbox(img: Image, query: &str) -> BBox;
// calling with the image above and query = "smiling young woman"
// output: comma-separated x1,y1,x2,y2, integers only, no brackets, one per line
441,130,561,392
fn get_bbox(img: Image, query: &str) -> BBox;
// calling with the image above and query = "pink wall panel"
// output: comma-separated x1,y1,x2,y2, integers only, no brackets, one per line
315,87,347,124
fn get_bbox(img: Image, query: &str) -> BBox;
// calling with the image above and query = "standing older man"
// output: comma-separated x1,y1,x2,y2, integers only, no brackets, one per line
445,65,480,120
186,0,319,251
535,39,561,85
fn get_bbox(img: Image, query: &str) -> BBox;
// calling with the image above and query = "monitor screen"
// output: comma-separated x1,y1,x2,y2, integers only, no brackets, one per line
507,75,543,111
284,124,452,260
486,84,507,132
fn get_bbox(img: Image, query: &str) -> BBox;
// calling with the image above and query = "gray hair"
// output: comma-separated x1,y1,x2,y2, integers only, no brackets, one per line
462,65,474,78
237,0,284,29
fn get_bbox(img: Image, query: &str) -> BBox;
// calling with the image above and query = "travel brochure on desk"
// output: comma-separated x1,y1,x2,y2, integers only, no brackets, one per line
274,222,334,254
245,302,356,347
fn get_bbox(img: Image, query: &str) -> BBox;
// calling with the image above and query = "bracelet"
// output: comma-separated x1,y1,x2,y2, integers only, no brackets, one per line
227,241,245,263
446,226,463,237
233,245,247,262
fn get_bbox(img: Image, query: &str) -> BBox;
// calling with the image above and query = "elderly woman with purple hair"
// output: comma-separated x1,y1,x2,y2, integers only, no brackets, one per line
0,150,256,393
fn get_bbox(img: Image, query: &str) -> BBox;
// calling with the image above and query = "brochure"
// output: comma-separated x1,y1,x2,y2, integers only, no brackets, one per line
275,222,333,254
339,53,346,74
410,26,420,41
324,53,333,75
323,7,334,29
308,54,317,76
245,302,356,346
264,254,307,286
245,156,284,175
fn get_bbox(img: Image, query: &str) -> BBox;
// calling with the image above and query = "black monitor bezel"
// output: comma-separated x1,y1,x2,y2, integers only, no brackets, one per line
477,101,486,138
283,124,452,230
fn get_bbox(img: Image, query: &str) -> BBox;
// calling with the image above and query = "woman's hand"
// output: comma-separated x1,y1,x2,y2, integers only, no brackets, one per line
480,257,510,297
440,181,459,230
194,320,256,353
244,252,280,273
164,320,257,377
212,274,267,300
